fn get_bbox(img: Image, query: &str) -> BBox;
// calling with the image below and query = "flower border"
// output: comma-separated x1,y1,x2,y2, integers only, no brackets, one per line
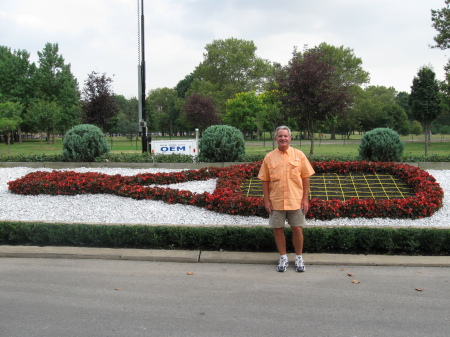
8,161,444,220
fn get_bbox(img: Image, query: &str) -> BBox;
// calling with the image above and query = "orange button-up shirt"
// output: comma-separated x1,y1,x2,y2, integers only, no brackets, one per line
258,147,315,210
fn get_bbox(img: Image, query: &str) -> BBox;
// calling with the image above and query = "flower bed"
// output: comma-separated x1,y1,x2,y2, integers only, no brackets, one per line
7,161,444,220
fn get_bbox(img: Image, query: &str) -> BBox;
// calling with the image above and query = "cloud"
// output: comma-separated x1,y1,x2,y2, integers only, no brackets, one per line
1,0,449,97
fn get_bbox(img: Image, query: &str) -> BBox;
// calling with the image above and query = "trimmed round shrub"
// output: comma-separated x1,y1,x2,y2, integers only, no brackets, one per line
358,128,404,162
199,125,245,162
63,124,110,162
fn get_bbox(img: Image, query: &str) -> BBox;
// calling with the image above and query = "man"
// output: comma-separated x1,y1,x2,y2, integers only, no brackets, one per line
258,126,315,272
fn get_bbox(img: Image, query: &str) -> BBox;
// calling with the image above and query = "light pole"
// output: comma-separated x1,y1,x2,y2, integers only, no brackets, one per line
138,0,148,153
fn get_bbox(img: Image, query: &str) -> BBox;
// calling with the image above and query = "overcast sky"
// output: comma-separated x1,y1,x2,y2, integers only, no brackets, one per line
1,0,449,98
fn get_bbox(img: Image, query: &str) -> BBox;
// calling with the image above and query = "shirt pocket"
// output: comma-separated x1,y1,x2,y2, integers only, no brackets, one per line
268,163,281,182
289,161,301,179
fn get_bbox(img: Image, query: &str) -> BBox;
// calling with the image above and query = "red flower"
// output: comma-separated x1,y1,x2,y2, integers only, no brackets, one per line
7,161,444,220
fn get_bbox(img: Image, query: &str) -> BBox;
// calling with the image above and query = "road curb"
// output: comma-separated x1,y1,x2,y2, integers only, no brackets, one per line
0,246,200,263
1,246,449,267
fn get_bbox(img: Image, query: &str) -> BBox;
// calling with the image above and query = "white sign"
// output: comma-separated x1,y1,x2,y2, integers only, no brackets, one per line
151,139,198,155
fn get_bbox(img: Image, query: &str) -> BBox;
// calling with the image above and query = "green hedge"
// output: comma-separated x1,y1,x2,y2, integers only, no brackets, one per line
0,153,450,163
2,152,450,163
1,222,448,255
97,153,266,163
0,154,64,162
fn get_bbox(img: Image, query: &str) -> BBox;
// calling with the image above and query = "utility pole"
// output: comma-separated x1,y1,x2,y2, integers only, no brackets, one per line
138,0,148,152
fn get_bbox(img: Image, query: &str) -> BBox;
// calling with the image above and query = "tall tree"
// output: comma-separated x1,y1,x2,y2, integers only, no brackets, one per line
81,71,118,132
0,118,17,153
314,43,370,139
430,1,450,135
316,43,370,85
0,46,37,142
192,38,273,115
351,89,385,132
35,43,65,100
396,91,412,120
34,43,79,135
273,46,352,155
0,46,36,105
431,0,450,50
0,101,22,145
336,108,360,139
259,90,283,144
224,91,261,137
115,95,138,142
347,85,398,132
434,72,450,133
196,38,272,92
224,90,281,141
409,66,442,155
175,72,197,99
146,87,180,137
183,93,220,133
382,104,410,135
26,99,61,144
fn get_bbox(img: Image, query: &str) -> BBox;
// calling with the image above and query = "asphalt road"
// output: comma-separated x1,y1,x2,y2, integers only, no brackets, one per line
1,258,449,337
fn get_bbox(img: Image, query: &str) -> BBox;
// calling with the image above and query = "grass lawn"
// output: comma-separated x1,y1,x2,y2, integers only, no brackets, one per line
1,134,449,157
246,141,450,157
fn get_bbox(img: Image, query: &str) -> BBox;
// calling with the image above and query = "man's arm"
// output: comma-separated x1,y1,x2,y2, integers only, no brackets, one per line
301,177,310,214
262,181,273,215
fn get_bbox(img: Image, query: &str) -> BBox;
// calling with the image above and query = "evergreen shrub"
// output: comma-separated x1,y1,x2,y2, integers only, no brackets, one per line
1,221,449,255
62,124,110,162
358,128,404,162
199,125,246,162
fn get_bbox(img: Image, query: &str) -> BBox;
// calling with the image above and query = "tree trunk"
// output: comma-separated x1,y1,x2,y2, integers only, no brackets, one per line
272,127,276,150
4,132,11,154
307,121,315,155
330,125,336,140
309,137,315,155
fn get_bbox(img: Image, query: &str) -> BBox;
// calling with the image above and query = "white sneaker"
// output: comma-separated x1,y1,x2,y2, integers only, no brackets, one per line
277,256,288,272
295,256,305,272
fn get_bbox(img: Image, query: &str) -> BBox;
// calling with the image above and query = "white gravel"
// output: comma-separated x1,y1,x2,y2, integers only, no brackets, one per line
0,167,448,227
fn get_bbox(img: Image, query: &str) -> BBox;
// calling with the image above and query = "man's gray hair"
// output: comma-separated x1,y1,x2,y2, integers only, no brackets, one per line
274,125,292,138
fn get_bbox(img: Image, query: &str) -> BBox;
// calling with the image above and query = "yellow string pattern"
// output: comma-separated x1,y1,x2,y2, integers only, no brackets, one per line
241,173,415,200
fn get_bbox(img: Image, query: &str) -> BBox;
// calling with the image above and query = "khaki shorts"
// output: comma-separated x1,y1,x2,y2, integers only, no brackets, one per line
269,209,306,228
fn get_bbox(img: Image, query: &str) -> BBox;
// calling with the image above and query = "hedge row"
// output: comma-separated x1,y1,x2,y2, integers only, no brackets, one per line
2,153,450,163
1,222,449,255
